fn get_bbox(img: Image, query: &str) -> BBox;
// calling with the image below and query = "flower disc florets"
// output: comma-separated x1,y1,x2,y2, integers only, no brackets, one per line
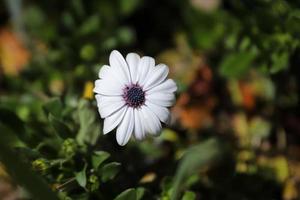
123,84,145,108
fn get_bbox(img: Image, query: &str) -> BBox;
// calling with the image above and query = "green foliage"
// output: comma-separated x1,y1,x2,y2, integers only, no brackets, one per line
171,139,223,200
114,187,145,200
76,100,101,145
43,98,64,119
0,107,25,132
91,151,110,170
80,44,96,61
219,52,256,78
78,15,101,36
75,165,87,188
0,132,59,200
119,0,142,16
99,162,121,182
49,114,73,139
182,191,196,200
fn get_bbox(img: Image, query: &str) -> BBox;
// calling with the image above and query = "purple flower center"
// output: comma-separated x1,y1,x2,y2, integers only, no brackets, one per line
123,84,145,108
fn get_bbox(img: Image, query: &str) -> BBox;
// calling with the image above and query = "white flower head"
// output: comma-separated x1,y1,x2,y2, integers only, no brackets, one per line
93,50,177,146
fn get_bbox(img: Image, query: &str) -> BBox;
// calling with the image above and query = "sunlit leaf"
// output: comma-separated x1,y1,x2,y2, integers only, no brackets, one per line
182,191,196,200
114,188,136,200
136,187,146,200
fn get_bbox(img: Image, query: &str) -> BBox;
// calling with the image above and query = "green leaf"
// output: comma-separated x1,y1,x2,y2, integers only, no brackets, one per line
76,100,101,145
114,188,136,200
43,98,63,118
75,165,87,188
120,0,141,15
270,52,289,74
289,9,300,20
78,15,101,36
100,162,121,182
92,151,110,170
182,191,196,200
117,27,135,45
23,5,45,28
71,0,85,17
113,187,145,200
80,44,96,61
62,12,75,30
0,134,59,200
136,187,146,200
49,114,72,139
171,138,223,200
219,52,256,78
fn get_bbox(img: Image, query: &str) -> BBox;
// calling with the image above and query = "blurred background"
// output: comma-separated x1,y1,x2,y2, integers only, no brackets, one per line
0,0,300,199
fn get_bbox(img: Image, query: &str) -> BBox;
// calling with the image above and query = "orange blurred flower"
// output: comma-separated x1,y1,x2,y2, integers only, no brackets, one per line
0,28,30,76
173,65,216,130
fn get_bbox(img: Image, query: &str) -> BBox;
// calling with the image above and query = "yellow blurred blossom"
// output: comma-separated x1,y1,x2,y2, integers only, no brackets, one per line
83,81,94,99
0,163,9,178
139,172,157,183
49,79,65,96
257,155,289,183
190,0,221,12
236,162,248,173
159,129,178,142
273,156,289,183
283,179,298,200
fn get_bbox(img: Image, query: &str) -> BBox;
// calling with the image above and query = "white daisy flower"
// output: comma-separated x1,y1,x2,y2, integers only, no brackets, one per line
93,50,177,146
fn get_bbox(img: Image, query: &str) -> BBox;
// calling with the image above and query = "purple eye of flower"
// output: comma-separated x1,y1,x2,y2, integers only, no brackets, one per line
123,84,145,108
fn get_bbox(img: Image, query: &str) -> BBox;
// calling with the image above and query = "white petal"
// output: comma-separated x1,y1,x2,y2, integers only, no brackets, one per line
98,65,110,79
95,95,125,118
116,107,134,146
147,79,177,94
145,101,170,123
93,79,123,95
140,106,162,135
98,65,127,85
143,64,169,90
133,108,145,140
137,56,155,86
109,50,131,84
103,106,127,134
96,95,124,107
126,53,140,83
146,93,175,107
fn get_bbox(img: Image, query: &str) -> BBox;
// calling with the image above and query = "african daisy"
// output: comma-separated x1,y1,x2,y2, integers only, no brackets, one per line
93,50,177,146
